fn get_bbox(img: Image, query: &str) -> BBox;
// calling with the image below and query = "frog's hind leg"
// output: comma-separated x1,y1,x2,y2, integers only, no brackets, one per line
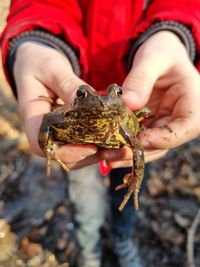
46,157,69,176
115,123,144,211
115,173,139,211
38,112,70,176
46,155,69,176
46,157,51,177
54,155,69,173
45,145,69,176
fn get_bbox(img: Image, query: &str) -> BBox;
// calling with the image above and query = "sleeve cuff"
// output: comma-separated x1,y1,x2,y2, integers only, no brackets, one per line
128,21,196,69
7,30,81,94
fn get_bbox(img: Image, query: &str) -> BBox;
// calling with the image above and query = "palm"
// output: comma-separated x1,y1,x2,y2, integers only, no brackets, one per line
146,69,189,128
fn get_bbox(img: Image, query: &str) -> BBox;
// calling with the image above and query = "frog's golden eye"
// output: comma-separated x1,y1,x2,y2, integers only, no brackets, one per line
107,84,122,97
114,86,122,97
76,88,88,99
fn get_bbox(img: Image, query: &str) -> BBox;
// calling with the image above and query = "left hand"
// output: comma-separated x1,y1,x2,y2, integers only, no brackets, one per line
101,31,200,168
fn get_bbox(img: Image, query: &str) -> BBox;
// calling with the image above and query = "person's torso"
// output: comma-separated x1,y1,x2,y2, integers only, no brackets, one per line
79,0,145,91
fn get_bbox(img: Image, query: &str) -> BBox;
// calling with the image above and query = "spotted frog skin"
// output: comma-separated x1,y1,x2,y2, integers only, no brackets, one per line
38,84,149,211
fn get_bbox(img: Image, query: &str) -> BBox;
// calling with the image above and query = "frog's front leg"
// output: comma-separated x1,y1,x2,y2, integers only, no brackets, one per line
38,112,69,176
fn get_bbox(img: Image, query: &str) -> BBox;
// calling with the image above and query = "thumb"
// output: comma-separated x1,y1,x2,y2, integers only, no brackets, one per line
39,58,86,104
53,72,87,105
122,48,168,110
29,44,86,104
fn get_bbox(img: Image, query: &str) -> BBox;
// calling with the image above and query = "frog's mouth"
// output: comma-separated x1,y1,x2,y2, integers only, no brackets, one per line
82,110,121,119
72,106,121,119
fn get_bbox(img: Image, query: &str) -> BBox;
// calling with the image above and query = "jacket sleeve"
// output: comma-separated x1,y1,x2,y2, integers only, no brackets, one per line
0,0,88,80
132,0,200,69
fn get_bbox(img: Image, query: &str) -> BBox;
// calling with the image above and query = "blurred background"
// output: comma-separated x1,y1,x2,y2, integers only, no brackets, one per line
0,1,11,96
0,1,200,267
0,2,78,267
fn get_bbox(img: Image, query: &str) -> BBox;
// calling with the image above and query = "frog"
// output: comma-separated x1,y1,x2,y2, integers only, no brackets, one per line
38,83,150,211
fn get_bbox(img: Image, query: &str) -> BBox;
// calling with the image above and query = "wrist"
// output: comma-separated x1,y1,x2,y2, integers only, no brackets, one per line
128,21,196,70
132,30,193,73
13,41,74,77
7,30,81,96
143,30,188,55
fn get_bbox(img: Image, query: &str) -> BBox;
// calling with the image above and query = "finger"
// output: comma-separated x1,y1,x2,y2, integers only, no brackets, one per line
57,144,98,164
33,46,86,104
144,149,168,162
15,42,86,104
100,146,168,164
122,44,171,109
139,117,199,149
15,77,53,155
106,149,168,168
99,147,129,161
49,72,86,105
66,153,101,170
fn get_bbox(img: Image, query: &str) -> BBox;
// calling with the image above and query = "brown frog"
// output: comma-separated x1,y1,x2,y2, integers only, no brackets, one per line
38,84,149,211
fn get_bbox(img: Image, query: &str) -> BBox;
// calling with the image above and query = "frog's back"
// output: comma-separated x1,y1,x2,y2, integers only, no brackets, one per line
52,114,123,148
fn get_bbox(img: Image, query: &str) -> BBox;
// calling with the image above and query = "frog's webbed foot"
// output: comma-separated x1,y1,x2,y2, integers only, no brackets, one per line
44,144,69,176
115,173,140,211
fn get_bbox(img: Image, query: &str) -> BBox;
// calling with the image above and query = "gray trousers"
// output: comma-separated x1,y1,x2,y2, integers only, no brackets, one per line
68,164,146,266
68,165,107,256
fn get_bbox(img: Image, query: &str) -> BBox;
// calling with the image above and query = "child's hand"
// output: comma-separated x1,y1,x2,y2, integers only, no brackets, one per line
13,42,99,169
102,31,200,167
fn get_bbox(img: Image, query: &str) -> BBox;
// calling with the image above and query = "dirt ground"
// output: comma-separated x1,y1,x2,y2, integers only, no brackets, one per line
0,2,200,267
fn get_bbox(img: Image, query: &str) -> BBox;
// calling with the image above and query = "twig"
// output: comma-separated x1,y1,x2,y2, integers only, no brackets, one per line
187,209,200,267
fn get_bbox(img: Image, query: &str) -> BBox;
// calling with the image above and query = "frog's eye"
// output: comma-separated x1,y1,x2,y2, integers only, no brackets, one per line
114,86,122,97
107,84,122,97
76,88,88,99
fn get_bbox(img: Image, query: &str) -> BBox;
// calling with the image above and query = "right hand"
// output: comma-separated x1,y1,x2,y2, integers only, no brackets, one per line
13,42,99,169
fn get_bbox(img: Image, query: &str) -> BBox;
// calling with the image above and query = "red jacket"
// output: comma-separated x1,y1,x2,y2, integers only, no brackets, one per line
1,0,200,91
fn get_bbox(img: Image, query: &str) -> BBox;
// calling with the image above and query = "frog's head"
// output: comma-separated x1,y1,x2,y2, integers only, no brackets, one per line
72,85,97,108
72,84,125,115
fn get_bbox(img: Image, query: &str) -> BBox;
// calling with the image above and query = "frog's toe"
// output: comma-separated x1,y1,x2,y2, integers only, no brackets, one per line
123,173,133,186
115,183,127,191
56,158,70,172
133,190,139,210
46,155,69,176
118,188,134,211
115,173,132,191
46,158,52,176
116,173,140,211
44,144,69,175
